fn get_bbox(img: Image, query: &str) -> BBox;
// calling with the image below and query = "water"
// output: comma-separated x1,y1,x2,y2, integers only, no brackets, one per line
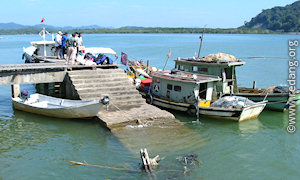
0,34,299,179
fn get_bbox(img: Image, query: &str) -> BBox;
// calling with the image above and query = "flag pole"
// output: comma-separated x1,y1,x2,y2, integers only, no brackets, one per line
42,18,46,56
197,25,207,59
162,49,171,71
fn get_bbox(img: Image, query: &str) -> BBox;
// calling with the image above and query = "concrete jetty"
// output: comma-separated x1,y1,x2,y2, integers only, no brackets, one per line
65,68,175,129
0,63,175,129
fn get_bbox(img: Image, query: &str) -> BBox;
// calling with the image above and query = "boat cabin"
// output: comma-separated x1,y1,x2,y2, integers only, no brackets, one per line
174,55,245,95
151,71,221,104
30,41,56,57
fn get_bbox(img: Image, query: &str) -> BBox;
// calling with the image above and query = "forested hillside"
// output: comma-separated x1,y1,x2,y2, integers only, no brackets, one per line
243,1,300,32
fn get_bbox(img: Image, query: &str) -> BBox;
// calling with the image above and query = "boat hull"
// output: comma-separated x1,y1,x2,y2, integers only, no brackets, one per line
148,95,266,122
12,94,105,119
198,104,266,122
233,93,298,111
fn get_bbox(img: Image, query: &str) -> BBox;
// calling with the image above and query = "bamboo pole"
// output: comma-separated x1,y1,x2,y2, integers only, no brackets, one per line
69,161,136,171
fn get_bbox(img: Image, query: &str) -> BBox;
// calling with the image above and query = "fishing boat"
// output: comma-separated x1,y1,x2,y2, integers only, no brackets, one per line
143,70,266,121
173,53,299,111
12,93,110,119
235,86,300,111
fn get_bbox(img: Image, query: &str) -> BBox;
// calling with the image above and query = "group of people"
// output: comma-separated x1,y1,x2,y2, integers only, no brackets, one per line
54,31,83,65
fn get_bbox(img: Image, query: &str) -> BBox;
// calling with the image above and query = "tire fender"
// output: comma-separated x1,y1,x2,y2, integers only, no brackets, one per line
145,94,153,104
187,104,199,116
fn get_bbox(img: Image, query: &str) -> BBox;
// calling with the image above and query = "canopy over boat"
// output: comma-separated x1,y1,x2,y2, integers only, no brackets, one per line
30,41,55,46
152,70,221,84
174,53,245,67
85,47,117,55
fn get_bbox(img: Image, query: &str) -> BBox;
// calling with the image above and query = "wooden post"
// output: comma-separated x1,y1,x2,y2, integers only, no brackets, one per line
253,81,256,89
144,149,152,172
140,148,152,174
196,96,200,121
146,60,150,74
11,84,20,98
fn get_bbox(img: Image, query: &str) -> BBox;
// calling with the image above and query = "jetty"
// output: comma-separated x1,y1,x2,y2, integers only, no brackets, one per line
0,63,175,129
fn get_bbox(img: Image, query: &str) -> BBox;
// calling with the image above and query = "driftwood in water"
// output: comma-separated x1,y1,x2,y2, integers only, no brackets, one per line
176,154,200,166
69,161,135,171
140,148,163,174
140,148,152,173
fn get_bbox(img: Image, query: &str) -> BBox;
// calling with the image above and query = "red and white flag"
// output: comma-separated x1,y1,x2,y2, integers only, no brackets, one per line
41,18,45,23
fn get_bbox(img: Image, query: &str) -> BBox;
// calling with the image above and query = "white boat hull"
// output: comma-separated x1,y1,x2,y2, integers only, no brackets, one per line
150,95,266,122
198,103,266,122
12,94,107,119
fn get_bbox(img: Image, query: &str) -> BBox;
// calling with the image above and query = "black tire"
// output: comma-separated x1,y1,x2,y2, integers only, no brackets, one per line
187,104,199,116
145,94,153,104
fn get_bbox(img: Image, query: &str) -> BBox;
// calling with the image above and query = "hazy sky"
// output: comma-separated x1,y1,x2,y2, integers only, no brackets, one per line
0,0,296,28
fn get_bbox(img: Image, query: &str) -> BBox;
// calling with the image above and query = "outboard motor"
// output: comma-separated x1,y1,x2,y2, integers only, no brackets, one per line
20,89,29,101
101,96,110,105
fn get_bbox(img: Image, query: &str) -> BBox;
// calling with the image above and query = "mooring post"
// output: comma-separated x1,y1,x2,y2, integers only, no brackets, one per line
253,81,256,89
11,84,20,98
146,59,150,74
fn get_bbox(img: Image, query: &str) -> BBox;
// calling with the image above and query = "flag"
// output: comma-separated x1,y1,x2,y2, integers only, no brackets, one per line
121,52,128,65
167,49,172,58
41,18,45,23
39,30,45,37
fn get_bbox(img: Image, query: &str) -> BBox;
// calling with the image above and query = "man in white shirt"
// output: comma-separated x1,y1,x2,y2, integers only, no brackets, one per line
55,31,63,59
75,32,83,55
78,33,83,46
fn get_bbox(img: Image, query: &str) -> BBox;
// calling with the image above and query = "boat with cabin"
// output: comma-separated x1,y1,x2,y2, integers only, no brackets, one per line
22,27,56,63
12,93,110,119
143,70,266,121
173,53,299,111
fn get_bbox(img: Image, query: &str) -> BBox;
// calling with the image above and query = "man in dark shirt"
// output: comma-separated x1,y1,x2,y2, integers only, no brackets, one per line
61,32,68,59
66,33,77,65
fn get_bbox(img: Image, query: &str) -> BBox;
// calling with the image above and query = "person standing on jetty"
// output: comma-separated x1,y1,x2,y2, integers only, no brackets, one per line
61,32,68,59
66,33,77,65
75,32,83,55
77,33,83,46
54,31,62,59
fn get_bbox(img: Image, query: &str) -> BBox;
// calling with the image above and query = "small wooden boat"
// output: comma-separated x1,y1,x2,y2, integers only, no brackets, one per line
236,87,300,111
142,70,266,122
12,93,109,118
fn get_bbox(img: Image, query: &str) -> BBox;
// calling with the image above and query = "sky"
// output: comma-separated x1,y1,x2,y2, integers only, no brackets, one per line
0,0,297,28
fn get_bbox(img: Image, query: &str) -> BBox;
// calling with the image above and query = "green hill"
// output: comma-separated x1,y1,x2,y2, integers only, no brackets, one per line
243,1,300,32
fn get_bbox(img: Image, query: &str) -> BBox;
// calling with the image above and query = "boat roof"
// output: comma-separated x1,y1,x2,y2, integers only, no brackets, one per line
85,47,117,55
30,41,55,45
152,71,221,84
141,78,153,83
174,58,245,67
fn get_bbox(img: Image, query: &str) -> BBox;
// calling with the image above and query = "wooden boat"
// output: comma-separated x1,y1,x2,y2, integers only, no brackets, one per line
143,70,266,122
12,93,109,118
172,53,299,111
236,87,300,111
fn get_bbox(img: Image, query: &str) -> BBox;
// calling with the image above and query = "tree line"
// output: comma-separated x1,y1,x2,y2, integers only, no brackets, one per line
243,1,300,32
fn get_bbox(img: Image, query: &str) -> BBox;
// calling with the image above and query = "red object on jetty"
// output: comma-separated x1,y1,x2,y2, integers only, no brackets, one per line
140,78,152,92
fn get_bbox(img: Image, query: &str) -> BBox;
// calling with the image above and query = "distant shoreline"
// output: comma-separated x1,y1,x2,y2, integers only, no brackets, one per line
0,27,299,35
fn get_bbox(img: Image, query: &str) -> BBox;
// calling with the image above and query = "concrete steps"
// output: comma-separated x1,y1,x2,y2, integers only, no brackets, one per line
68,68,124,75
76,85,136,94
71,77,130,84
74,81,132,89
68,73,127,80
67,68,145,107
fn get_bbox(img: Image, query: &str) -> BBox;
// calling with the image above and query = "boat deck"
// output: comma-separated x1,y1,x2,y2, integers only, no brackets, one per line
152,71,221,83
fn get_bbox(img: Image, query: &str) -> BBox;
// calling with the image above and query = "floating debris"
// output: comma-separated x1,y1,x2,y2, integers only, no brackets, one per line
176,154,200,166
